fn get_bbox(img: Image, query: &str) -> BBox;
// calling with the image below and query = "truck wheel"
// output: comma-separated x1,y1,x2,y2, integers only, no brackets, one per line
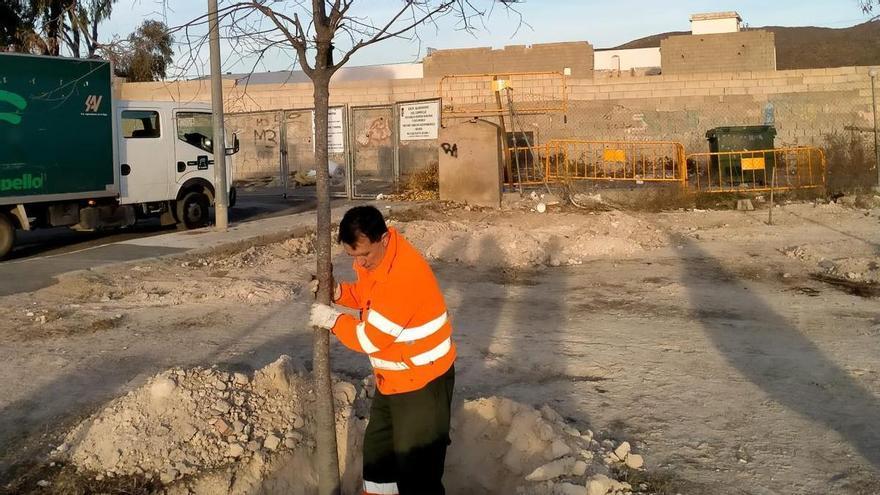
0,215,15,259
176,191,210,229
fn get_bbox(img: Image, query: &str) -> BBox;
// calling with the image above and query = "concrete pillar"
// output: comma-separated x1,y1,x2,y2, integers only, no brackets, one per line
438,120,503,207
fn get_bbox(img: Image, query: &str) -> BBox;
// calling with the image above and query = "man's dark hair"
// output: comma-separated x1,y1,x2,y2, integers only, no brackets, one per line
337,206,389,246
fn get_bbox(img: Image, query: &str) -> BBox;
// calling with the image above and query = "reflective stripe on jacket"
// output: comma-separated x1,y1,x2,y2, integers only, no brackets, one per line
332,227,456,395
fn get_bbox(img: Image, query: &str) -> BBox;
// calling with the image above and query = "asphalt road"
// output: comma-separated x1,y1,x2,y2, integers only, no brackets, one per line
0,191,317,297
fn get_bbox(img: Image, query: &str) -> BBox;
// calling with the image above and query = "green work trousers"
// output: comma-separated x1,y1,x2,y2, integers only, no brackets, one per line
362,365,455,495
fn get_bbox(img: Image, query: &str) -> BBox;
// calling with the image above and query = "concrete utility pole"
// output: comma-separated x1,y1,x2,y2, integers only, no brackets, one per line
870,68,879,191
208,0,230,231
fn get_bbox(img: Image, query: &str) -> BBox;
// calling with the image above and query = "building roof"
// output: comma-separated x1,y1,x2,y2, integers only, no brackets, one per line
193,63,423,85
690,11,742,22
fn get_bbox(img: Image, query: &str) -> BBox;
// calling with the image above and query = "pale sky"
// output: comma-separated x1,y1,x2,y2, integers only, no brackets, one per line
103,0,875,78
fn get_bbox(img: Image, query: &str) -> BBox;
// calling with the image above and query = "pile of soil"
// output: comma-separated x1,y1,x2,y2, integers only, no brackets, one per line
55,356,367,493
55,360,649,495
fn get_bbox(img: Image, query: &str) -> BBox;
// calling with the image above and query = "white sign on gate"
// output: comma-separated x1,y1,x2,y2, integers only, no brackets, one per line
399,101,439,141
311,107,345,153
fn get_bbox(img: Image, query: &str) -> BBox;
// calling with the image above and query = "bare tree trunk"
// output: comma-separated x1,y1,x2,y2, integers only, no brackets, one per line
68,10,80,57
46,1,63,56
312,72,341,495
88,17,99,57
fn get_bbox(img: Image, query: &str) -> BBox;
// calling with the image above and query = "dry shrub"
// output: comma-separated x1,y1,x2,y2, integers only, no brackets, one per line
391,163,439,201
406,163,439,192
823,132,877,194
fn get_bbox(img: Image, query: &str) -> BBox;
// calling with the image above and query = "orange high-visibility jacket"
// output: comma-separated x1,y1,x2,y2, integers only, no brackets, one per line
331,227,456,395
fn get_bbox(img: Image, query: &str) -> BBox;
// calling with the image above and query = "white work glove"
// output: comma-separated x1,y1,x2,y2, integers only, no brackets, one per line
309,276,342,301
310,303,342,330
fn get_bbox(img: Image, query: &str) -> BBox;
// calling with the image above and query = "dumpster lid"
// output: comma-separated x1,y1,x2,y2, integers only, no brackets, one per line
706,125,777,139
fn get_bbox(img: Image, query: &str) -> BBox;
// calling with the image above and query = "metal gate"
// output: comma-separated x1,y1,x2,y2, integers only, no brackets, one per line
350,105,397,198
231,101,441,200
281,106,349,198
396,99,441,190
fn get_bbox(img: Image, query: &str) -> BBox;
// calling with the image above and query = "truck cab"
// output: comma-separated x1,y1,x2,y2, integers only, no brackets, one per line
117,100,237,229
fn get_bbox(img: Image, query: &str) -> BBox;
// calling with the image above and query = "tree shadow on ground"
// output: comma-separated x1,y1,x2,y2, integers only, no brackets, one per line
431,234,594,418
673,233,880,469
782,208,880,255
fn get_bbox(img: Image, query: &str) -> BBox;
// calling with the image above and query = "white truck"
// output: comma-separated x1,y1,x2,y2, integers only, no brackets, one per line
0,53,238,259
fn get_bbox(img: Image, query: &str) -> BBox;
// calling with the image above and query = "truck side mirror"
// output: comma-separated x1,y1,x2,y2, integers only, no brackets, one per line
226,133,240,156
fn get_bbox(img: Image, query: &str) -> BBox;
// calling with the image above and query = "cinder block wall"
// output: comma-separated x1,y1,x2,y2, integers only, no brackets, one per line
661,31,777,74
422,42,594,78
120,66,873,181
560,66,872,153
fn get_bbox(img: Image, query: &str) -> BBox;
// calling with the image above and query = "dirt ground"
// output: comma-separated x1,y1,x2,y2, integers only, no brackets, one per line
1,198,879,494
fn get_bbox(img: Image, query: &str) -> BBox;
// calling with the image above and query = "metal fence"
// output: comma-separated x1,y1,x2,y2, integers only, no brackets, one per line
687,147,826,193
503,139,686,188
226,99,441,199
543,140,686,185
503,140,823,194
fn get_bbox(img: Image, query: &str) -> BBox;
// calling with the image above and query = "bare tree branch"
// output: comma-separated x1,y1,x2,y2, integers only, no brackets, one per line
331,1,454,71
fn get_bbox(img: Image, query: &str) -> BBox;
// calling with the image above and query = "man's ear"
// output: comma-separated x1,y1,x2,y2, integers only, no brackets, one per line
381,232,390,247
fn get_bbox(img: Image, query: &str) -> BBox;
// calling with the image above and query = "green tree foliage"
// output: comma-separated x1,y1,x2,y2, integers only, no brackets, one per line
0,0,116,56
112,20,174,82
0,2,31,50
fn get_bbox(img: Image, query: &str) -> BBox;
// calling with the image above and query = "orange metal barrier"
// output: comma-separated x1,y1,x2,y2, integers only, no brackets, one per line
687,147,826,193
540,140,687,186
439,72,567,117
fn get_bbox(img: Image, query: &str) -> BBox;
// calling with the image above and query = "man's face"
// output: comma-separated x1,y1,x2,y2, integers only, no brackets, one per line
343,232,389,271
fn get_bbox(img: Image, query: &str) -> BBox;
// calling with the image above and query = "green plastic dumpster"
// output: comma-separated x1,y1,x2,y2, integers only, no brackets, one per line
706,126,777,186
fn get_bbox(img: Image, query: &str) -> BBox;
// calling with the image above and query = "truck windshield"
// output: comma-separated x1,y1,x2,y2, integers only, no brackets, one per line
177,112,214,153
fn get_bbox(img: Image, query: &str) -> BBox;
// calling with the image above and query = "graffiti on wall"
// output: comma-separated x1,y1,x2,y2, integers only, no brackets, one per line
252,115,278,147
356,116,392,147
223,112,285,179
440,142,458,158
254,128,278,145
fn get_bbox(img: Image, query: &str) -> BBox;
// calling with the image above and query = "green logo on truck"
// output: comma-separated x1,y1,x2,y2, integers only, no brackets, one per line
0,174,45,192
0,90,27,125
